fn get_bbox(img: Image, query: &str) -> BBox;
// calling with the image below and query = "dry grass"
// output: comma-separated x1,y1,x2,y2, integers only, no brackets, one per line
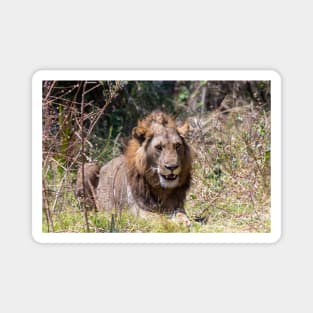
186,105,271,232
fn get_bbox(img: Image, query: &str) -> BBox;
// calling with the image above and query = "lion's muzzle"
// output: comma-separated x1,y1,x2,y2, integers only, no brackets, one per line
158,165,181,188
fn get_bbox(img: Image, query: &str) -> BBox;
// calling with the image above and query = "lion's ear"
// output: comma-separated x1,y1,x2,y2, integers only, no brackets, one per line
177,121,189,138
132,126,149,144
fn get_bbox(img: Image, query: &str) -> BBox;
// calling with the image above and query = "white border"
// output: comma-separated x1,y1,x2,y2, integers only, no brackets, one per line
32,70,281,244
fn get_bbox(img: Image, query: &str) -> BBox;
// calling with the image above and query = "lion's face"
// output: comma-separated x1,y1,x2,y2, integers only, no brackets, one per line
146,126,185,188
128,113,191,190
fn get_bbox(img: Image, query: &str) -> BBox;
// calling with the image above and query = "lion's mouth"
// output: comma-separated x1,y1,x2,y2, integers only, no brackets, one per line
161,174,178,181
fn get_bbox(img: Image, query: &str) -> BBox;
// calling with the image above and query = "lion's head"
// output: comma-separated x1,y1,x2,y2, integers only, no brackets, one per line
125,112,192,207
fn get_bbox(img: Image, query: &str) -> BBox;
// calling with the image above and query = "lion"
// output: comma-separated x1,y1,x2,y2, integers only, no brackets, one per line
95,111,192,225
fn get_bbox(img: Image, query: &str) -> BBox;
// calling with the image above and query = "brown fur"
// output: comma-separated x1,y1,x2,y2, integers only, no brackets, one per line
96,112,192,222
75,163,100,210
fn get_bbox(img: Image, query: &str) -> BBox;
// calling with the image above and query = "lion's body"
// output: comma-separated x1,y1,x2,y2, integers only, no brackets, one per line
84,112,192,221
96,155,132,213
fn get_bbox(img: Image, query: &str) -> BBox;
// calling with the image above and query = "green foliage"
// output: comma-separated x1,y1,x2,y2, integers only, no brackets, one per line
177,86,190,102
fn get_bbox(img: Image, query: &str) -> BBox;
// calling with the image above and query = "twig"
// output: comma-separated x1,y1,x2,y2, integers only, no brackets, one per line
81,81,90,232
50,174,67,213
42,179,54,232
86,82,123,138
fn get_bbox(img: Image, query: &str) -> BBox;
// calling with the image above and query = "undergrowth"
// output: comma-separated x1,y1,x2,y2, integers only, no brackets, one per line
186,106,271,232
42,106,271,233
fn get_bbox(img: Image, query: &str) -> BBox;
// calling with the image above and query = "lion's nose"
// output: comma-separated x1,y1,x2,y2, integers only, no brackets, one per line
165,164,178,171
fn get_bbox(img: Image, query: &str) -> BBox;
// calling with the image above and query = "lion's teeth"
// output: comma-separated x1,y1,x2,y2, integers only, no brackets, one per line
165,175,176,179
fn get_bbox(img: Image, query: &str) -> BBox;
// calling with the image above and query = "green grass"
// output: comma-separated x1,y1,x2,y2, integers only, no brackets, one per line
43,211,193,233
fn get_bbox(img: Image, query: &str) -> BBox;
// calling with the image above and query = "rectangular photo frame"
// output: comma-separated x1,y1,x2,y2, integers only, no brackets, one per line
32,70,281,243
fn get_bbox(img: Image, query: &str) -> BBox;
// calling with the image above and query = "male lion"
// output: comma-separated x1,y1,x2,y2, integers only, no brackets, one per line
96,111,192,224
77,112,192,225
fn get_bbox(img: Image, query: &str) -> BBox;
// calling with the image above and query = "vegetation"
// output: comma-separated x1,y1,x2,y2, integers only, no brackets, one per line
42,80,270,233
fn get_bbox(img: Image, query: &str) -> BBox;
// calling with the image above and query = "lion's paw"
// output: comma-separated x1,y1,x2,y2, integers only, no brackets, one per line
173,211,192,227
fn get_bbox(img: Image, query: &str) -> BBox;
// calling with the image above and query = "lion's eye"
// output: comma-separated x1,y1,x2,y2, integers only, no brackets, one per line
175,143,181,149
155,144,163,151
